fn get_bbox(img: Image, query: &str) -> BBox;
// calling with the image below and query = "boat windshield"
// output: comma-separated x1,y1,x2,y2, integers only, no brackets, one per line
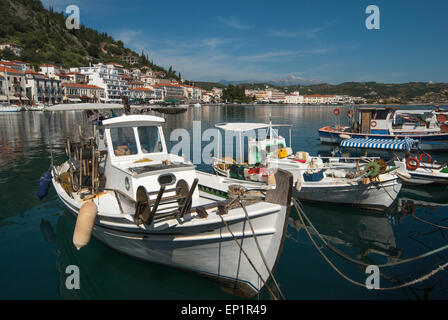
110,127,139,156
137,126,164,153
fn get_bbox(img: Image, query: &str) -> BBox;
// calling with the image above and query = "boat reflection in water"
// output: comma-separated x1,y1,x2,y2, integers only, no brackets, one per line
54,212,241,300
287,203,403,266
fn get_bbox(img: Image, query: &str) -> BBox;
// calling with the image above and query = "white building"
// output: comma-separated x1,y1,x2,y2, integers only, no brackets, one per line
0,42,22,56
39,65,61,78
25,70,62,104
79,63,129,103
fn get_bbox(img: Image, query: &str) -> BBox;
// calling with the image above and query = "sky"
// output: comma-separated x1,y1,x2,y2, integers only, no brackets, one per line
41,0,448,84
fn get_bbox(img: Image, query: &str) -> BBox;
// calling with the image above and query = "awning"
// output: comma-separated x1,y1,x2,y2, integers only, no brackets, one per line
340,138,417,151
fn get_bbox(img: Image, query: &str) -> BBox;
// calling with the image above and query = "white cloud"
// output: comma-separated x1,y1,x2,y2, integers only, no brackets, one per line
218,17,253,30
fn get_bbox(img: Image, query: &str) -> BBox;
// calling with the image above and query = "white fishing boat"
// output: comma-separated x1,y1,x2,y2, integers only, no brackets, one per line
213,121,403,211
40,104,293,298
393,156,448,185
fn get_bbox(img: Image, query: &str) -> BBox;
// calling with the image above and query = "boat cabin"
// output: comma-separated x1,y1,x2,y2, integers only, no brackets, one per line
99,115,197,201
215,122,293,165
356,107,438,135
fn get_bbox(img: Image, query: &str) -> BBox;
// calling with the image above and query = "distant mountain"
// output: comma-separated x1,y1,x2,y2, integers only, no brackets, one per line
0,0,179,79
218,75,320,87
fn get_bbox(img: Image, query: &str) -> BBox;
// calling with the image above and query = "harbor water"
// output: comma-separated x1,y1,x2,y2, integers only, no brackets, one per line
1,104,448,300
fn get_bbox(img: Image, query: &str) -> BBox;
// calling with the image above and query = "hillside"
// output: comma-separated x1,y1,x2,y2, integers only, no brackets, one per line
195,81,448,104
0,0,180,79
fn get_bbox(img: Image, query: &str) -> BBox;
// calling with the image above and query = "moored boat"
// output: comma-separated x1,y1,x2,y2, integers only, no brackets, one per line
213,121,403,211
319,107,448,151
44,104,293,298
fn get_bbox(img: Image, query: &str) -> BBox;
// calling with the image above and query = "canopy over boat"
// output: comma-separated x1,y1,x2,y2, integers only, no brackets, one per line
102,114,165,127
340,137,418,150
215,122,291,132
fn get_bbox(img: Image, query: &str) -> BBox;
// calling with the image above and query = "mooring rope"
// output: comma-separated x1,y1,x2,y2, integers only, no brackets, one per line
218,214,279,300
411,214,448,230
238,199,286,300
293,199,448,290
294,199,448,268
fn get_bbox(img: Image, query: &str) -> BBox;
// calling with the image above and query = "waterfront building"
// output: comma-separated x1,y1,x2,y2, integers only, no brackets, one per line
255,90,271,102
25,70,62,104
39,64,61,78
129,87,154,104
153,83,185,102
62,83,105,103
303,94,336,104
0,66,26,103
183,84,202,101
79,64,129,103
269,89,286,103
285,93,304,104
0,42,23,56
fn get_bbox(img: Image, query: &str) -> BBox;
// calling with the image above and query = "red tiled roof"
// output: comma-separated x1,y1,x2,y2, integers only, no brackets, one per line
131,87,153,91
0,61,20,67
0,42,22,47
0,66,24,75
62,83,104,89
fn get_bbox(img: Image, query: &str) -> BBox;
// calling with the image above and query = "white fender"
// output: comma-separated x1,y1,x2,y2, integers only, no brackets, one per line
73,200,98,250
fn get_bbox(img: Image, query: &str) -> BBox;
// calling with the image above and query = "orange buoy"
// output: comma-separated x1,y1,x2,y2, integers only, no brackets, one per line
419,153,432,163
406,157,420,171
333,107,341,116
371,120,377,128
346,110,354,118
73,200,98,250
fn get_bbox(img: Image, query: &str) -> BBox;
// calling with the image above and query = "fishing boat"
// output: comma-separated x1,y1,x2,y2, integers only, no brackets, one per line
212,122,403,211
319,107,448,151
39,103,293,298
393,155,448,185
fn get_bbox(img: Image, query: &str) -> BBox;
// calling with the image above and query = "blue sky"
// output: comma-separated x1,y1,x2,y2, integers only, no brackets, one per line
42,0,448,84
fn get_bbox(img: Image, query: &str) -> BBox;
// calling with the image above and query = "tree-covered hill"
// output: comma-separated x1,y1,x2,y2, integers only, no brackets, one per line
0,0,180,80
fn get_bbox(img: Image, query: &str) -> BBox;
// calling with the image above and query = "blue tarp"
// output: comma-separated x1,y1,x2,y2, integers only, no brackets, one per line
340,137,417,150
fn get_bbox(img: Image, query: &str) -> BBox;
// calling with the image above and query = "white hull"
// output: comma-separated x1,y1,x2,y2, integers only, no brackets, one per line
213,158,402,211
293,177,402,211
394,160,448,185
52,164,292,297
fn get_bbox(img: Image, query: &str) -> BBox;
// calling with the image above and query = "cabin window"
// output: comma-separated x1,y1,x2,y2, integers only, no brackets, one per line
110,127,138,156
138,126,164,153
374,110,389,120
266,142,285,154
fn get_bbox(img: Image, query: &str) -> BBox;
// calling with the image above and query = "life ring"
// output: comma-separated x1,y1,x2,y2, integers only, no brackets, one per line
437,114,447,123
346,110,354,118
406,157,420,171
401,201,416,216
419,153,432,163
371,120,377,128
333,107,341,116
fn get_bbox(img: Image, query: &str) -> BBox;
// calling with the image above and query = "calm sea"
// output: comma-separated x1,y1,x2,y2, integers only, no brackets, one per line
1,104,448,300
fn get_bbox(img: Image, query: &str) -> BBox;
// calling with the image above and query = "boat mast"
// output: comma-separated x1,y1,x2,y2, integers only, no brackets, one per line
5,69,9,105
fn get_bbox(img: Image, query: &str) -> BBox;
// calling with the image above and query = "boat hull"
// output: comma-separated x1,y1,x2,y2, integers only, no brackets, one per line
52,169,291,298
318,127,448,151
294,177,402,211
